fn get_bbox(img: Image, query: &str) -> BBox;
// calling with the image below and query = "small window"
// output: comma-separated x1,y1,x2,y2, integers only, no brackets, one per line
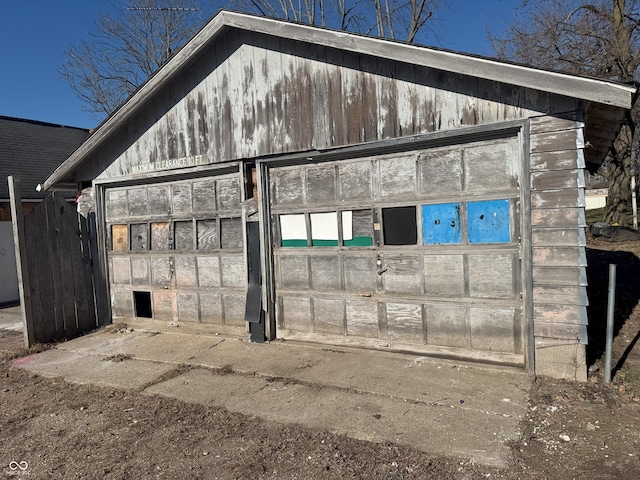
197,219,218,250
279,214,307,247
220,217,243,249
130,224,148,251
343,210,373,246
174,221,194,250
133,291,152,318
111,224,128,251
311,212,339,246
382,206,417,245
422,203,462,245
151,222,170,250
467,200,511,244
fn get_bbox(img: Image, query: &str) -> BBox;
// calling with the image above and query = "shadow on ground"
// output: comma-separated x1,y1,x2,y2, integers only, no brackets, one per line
586,247,640,368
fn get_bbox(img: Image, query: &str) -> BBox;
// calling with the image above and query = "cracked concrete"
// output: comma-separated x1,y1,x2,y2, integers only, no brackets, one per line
11,320,531,467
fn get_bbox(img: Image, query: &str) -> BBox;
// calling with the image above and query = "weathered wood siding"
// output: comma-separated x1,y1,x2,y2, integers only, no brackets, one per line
529,113,588,381
73,26,597,378
80,30,577,184
270,135,524,365
105,171,246,328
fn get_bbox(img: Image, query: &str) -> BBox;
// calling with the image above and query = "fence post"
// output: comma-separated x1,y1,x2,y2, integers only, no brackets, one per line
604,264,617,383
8,176,35,347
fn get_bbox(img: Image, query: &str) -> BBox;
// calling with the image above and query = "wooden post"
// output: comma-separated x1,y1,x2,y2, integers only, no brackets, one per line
8,176,35,347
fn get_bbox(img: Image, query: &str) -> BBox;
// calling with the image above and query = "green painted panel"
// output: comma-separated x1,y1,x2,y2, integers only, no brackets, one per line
344,236,373,247
312,239,339,246
281,239,308,247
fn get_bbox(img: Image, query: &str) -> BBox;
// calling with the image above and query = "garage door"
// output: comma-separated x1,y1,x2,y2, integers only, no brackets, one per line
268,135,524,364
104,171,247,329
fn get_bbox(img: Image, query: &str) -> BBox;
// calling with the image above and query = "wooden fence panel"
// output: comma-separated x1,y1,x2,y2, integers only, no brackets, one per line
10,179,101,346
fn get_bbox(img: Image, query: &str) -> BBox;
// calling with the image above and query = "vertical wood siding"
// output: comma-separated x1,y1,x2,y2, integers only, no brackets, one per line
84,30,577,183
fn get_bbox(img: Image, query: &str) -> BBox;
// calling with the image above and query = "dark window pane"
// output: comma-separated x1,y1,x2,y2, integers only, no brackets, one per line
382,206,417,245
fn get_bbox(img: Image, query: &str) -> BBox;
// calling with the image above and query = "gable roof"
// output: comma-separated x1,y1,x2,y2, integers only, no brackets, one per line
43,10,636,190
1,116,89,201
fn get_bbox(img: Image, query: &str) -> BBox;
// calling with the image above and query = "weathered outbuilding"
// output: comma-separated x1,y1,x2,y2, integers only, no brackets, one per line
1,116,88,305
44,10,636,380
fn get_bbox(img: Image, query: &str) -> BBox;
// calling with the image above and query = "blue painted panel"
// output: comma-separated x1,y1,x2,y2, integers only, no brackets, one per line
422,203,462,245
467,200,511,244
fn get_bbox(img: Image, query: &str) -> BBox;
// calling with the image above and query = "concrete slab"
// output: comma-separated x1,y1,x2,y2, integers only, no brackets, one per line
145,367,518,467
0,305,23,332
13,327,531,468
12,349,176,390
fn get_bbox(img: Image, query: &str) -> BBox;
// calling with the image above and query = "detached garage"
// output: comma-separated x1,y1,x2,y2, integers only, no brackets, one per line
43,10,635,381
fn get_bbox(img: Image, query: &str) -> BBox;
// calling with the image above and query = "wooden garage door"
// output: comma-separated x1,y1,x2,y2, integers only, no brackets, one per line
269,135,524,365
104,172,246,328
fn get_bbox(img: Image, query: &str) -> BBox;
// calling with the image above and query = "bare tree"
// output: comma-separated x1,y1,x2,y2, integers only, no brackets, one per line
491,0,640,226
62,0,443,122
239,0,443,43
60,0,217,119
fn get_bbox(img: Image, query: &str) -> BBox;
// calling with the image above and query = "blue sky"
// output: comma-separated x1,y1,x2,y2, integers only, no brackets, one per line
0,0,522,129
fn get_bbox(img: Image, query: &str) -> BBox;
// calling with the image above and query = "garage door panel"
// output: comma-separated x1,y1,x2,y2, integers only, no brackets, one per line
148,185,170,215
282,296,312,332
468,254,516,299
426,304,467,348
175,256,198,287
313,298,345,335
383,254,422,294
200,293,222,323
470,307,517,353
171,183,193,214
131,257,150,285
127,188,148,217
178,293,199,322
105,172,245,327
346,300,379,338
310,255,341,291
278,255,310,290
223,294,246,326
338,161,372,201
418,148,462,195
270,136,523,365
344,256,377,292
386,303,423,343
424,255,465,297
197,256,220,287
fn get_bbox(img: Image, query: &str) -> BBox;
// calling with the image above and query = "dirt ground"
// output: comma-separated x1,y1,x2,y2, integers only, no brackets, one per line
1,239,639,479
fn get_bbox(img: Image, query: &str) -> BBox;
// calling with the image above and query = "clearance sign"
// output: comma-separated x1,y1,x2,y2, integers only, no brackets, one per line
129,154,209,174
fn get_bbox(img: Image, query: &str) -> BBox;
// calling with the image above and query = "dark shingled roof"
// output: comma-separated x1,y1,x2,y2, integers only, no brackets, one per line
0,116,89,201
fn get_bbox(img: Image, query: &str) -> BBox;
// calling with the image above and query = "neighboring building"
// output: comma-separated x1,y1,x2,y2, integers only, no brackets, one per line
0,116,89,305
585,189,609,210
43,11,635,381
